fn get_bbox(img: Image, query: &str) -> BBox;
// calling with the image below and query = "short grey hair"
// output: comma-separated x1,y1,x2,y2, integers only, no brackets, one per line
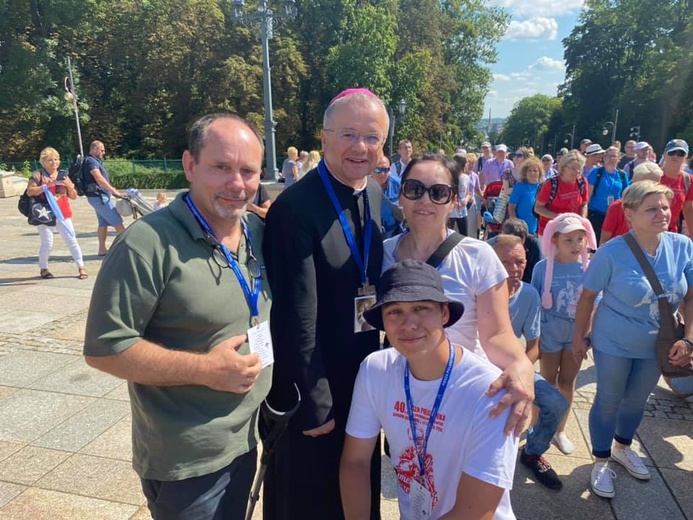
632,162,663,183
622,180,673,211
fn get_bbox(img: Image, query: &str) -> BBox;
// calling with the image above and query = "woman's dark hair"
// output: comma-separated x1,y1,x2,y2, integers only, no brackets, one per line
400,153,459,191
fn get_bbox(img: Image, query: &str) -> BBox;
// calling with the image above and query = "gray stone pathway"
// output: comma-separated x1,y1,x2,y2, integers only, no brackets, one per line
0,182,690,519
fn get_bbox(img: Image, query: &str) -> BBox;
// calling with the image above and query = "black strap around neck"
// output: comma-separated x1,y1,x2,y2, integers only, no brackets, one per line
426,232,464,269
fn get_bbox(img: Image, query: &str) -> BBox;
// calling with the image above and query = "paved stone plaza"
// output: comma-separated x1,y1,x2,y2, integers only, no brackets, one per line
0,181,690,519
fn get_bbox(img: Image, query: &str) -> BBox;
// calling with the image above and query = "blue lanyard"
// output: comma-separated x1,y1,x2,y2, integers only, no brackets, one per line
404,341,455,478
184,194,261,321
318,160,373,286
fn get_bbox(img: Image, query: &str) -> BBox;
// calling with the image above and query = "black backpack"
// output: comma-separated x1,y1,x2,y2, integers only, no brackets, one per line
67,155,86,196
591,166,628,197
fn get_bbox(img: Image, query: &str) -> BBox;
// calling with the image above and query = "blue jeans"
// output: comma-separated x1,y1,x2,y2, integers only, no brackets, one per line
141,448,257,520
589,349,661,459
525,373,569,456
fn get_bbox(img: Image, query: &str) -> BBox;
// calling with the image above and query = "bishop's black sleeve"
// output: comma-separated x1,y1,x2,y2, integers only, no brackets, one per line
263,198,334,430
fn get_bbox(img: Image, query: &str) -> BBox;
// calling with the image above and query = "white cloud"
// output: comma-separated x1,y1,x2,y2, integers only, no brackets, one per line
493,74,511,81
488,0,584,18
488,90,499,98
510,72,533,81
530,57,565,71
504,17,558,40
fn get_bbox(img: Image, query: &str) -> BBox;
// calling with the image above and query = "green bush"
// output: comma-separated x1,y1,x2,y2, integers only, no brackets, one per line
111,172,189,190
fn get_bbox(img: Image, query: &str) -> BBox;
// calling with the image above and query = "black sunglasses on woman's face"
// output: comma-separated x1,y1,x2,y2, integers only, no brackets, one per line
401,179,454,205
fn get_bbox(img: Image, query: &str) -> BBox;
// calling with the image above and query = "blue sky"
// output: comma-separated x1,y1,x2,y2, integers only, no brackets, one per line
483,0,585,119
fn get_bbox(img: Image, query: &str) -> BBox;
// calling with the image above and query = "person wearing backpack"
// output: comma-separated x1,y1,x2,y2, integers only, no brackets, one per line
25,147,87,279
83,141,125,256
587,146,630,243
534,152,589,236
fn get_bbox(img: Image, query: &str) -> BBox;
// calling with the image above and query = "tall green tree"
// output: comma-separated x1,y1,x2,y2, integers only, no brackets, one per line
501,95,562,151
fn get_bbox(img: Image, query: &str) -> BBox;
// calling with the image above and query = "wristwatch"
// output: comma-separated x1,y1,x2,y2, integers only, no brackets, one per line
681,338,693,349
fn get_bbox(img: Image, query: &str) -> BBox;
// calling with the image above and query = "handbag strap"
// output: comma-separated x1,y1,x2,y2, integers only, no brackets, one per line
623,233,675,326
426,232,464,269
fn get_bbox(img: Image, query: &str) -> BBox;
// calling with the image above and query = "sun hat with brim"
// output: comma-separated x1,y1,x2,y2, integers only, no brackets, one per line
363,260,464,331
585,143,605,156
665,139,689,155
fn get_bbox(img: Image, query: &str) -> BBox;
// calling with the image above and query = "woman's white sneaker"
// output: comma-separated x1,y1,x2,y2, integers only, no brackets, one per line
610,446,651,480
591,461,616,498
552,432,575,454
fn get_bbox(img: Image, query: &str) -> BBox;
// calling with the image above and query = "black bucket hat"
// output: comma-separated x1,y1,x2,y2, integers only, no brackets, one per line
363,260,464,331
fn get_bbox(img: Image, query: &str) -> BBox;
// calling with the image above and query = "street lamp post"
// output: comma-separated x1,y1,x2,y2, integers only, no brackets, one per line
231,0,297,181
602,109,619,143
64,56,84,159
388,99,407,157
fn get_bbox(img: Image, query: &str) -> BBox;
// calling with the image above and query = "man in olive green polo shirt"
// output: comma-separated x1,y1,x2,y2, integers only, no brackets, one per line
84,113,271,519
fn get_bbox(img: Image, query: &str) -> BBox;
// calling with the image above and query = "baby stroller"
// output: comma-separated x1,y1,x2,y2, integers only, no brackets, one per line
116,188,155,219
481,180,504,240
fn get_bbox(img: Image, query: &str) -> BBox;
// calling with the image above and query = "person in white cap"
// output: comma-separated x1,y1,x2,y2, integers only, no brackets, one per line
583,143,604,177
624,141,651,179
541,154,556,179
480,144,513,190
473,141,494,176
530,213,598,456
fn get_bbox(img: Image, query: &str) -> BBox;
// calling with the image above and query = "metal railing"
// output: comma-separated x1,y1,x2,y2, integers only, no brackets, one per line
0,159,184,176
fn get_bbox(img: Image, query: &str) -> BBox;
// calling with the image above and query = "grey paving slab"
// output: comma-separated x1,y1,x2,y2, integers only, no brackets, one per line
0,388,16,400
0,443,24,464
636,416,692,471
0,482,25,508
29,357,122,397
609,466,686,520
512,455,614,520
0,389,94,443
0,487,139,519
0,446,71,485
104,382,130,402
0,351,75,387
80,415,132,461
0,311,61,334
36,453,145,506
33,399,130,452
660,468,693,519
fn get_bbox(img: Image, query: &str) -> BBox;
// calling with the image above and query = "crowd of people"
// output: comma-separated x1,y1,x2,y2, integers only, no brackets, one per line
67,87,693,520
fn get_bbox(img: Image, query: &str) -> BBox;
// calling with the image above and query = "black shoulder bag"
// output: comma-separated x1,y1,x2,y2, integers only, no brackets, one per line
18,173,57,227
624,233,693,377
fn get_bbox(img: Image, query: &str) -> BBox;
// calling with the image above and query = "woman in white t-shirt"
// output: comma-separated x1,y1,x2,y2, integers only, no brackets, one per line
383,154,535,434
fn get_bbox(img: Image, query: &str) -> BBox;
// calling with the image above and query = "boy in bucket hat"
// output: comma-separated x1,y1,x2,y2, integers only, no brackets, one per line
340,260,518,520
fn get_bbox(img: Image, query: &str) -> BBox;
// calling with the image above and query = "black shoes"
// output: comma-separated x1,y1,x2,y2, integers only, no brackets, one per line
520,447,563,490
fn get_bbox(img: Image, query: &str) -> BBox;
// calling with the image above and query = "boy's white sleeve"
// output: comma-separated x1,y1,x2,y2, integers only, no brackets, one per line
461,393,519,490
345,359,382,439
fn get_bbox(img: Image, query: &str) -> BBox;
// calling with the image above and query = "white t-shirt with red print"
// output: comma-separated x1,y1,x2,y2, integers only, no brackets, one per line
345,347,518,520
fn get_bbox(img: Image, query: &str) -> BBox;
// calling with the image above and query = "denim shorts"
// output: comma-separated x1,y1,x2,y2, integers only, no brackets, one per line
540,314,574,353
88,195,124,227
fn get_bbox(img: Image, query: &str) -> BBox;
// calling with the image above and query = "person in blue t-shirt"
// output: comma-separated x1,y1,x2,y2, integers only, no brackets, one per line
531,213,598,457
371,155,402,238
587,146,630,243
509,156,544,235
493,235,567,490
573,181,693,500
83,140,125,256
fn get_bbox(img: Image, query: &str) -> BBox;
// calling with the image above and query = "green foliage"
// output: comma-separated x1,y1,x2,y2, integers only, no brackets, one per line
502,95,563,150
561,0,693,149
1,0,509,161
111,172,189,190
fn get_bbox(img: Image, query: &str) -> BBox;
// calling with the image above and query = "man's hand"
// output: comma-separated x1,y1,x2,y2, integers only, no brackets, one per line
204,334,262,394
485,358,534,437
303,418,335,437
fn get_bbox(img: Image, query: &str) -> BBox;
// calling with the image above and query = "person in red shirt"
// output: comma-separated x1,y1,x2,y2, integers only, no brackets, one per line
600,162,664,246
24,147,87,280
534,152,589,236
661,139,690,233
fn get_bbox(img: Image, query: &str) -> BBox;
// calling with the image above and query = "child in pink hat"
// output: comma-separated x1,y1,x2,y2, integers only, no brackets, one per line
530,213,597,455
